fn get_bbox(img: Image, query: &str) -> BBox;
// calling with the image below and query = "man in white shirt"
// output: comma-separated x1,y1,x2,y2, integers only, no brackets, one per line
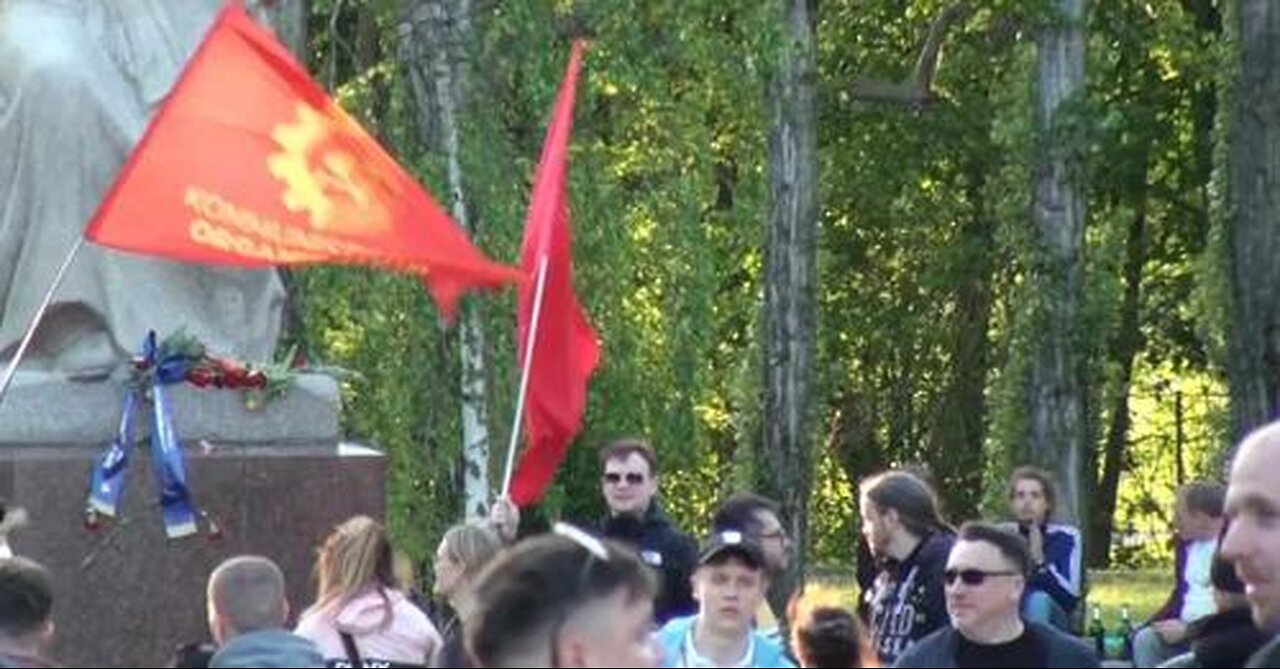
1134,483,1225,667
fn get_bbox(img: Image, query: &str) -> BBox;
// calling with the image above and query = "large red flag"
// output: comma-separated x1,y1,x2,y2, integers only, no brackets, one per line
84,4,519,314
509,42,600,506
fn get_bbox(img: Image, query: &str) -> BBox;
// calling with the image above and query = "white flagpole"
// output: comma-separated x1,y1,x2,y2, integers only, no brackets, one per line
0,236,87,406
501,254,551,497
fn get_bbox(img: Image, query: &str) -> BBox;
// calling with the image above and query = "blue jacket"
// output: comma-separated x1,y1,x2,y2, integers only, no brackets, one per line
1018,522,1083,614
210,629,324,668
655,615,795,668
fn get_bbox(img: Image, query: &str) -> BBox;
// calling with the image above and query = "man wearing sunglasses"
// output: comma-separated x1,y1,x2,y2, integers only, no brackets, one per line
654,530,794,668
893,522,1098,668
598,438,699,624
467,526,661,668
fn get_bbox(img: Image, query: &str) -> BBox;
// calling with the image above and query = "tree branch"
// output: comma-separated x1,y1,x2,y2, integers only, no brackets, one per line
851,1,974,108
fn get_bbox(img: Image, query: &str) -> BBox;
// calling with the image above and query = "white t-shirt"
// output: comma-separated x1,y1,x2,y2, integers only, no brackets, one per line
679,629,755,668
1181,538,1217,622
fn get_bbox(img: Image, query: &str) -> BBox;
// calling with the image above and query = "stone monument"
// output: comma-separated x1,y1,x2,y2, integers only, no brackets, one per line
0,2,384,666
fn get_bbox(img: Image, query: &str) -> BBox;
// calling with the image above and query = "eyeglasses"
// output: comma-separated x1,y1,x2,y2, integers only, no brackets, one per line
603,472,646,486
757,528,788,542
943,568,1021,586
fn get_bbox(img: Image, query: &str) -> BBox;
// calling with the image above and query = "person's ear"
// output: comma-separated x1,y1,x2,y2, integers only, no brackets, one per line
39,619,54,645
554,630,588,668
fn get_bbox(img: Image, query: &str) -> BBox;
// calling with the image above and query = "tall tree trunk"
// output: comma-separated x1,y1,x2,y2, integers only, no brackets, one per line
760,0,818,619
1028,0,1088,525
401,0,492,521
1091,184,1148,567
927,160,995,522
1226,1,1280,441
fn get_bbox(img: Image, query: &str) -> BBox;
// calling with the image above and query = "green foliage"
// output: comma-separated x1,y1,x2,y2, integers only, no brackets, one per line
290,0,1236,575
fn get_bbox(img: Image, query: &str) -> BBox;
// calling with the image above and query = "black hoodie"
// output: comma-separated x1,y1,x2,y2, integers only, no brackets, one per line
866,530,956,666
600,501,698,624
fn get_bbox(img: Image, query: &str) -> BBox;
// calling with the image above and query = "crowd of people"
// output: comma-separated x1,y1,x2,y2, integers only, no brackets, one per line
1,424,1279,668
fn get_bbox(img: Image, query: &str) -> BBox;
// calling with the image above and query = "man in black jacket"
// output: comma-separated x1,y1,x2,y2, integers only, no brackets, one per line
486,438,698,625
596,438,698,623
893,522,1098,668
860,470,955,665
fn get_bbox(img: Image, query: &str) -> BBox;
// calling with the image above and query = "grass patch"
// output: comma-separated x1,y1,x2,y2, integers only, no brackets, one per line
1086,569,1168,626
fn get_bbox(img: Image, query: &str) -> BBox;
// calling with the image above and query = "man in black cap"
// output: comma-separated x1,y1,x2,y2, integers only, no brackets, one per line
652,530,795,667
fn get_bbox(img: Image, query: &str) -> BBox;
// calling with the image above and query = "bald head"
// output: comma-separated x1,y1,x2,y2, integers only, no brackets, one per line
206,555,288,644
1221,422,1280,632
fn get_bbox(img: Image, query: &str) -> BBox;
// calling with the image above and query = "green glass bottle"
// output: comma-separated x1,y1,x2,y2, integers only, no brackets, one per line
1120,604,1135,661
1088,604,1107,658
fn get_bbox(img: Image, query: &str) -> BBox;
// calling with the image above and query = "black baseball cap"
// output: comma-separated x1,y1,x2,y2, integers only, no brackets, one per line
699,529,765,570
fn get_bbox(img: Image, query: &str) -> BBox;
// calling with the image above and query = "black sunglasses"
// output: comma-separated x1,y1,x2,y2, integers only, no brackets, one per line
603,472,646,485
943,568,1021,586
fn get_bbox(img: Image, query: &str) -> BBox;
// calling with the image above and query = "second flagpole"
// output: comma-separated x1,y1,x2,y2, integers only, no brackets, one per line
500,253,551,498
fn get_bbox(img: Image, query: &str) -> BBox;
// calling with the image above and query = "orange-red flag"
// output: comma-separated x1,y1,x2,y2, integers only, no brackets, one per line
84,3,519,314
509,42,600,506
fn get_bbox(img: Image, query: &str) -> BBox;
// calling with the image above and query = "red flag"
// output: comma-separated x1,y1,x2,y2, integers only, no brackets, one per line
83,4,519,315
509,42,600,506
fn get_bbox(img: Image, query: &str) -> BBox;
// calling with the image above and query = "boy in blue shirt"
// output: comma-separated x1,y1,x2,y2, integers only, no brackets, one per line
655,530,794,668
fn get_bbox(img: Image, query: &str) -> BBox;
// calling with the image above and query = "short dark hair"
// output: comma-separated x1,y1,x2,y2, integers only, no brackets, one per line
0,557,54,638
792,606,869,668
1008,466,1058,519
1179,482,1226,518
598,437,659,477
957,522,1033,577
467,529,657,667
711,493,780,537
860,471,949,538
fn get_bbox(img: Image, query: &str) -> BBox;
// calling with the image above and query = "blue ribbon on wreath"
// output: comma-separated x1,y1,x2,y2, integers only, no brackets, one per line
87,331,199,538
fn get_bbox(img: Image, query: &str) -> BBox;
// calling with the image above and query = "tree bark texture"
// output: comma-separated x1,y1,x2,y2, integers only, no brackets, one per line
761,0,818,617
401,0,492,521
927,159,995,522
1028,0,1087,525
1227,0,1280,441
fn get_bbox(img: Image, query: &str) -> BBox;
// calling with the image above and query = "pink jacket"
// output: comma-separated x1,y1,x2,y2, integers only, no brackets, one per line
296,587,441,666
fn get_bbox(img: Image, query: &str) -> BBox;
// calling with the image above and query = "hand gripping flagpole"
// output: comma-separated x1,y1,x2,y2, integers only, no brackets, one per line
0,237,87,406
501,254,550,498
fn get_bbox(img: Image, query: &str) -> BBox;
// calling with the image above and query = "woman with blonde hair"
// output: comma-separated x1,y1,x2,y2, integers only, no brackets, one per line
432,522,503,667
296,515,441,667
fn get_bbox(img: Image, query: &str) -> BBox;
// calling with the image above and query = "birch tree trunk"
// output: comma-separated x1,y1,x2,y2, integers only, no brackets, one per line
401,0,492,521
1028,0,1087,524
1227,0,1280,441
761,0,818,616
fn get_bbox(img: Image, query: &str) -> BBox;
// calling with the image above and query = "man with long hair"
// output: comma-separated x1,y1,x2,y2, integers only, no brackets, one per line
859,470,955,665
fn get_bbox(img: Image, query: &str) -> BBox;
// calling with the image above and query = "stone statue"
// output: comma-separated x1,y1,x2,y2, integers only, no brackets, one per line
0,0,285,381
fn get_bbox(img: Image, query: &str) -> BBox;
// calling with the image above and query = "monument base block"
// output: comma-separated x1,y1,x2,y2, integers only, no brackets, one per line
0,441,385,668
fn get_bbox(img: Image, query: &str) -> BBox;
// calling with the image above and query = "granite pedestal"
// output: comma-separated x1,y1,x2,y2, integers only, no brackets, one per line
0,376,385,668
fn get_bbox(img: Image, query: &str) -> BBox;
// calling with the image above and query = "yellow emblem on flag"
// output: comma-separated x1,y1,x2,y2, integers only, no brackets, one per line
268,103,392,236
